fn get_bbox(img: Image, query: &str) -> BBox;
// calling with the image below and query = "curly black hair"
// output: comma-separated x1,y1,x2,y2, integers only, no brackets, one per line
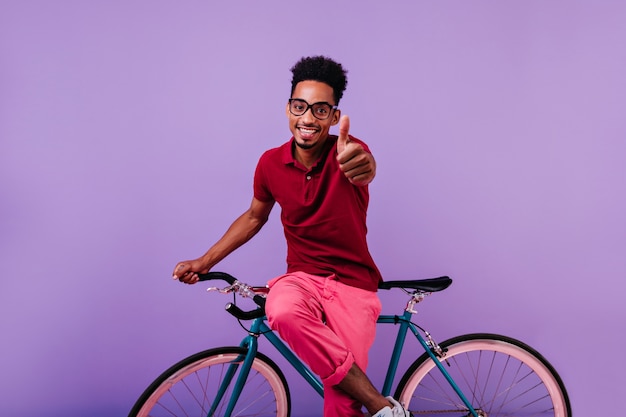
290,56,348,105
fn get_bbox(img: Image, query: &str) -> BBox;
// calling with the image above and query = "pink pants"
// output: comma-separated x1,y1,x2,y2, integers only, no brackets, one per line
265,272,381,417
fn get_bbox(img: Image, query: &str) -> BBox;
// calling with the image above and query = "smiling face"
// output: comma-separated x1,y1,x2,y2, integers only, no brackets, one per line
287,80,340,157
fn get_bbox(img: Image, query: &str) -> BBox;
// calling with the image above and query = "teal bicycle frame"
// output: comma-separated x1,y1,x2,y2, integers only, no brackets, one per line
211,310,479,417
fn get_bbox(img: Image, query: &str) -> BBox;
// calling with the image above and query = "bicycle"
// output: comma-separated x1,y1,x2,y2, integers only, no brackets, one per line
129,272,571,417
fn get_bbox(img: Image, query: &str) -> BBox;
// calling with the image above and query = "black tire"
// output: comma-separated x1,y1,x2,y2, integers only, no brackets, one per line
129,346,291,417
394,333,571,417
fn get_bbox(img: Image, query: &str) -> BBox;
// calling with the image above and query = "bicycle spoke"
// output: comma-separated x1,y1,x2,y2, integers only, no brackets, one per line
396,335,570,417
130,349,290,417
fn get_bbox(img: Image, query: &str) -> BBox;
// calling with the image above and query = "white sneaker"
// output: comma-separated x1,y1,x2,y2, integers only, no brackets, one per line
387,396,410,417
371,397,410,417
371,405,392,417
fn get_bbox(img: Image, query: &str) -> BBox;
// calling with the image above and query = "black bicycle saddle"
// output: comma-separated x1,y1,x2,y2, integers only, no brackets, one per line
378,276,452,292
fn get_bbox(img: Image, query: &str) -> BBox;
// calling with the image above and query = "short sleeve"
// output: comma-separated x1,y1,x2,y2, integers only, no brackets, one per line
253,152,274,203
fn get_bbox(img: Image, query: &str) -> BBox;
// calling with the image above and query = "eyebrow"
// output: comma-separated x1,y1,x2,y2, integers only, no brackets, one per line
291,99,335,106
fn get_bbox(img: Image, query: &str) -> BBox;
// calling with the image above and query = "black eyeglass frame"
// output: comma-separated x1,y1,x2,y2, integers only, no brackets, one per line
288,98,338,120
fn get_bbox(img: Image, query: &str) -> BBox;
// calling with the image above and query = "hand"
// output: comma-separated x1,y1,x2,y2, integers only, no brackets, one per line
336,115,376,186
172,259,208,285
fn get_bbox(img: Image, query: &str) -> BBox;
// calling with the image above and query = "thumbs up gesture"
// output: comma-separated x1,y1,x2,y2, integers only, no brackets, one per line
336,115,376,186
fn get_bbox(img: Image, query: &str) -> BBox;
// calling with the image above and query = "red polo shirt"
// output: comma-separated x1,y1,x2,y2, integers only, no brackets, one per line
253,135,382,292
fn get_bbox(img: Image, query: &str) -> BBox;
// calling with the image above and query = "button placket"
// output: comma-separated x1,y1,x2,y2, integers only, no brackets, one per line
304,171,315,203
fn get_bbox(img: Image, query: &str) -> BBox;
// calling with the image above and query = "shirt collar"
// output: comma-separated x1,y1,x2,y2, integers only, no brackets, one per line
281,136,337,169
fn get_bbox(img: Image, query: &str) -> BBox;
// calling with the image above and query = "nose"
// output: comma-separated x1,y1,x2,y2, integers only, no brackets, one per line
300,107,317,123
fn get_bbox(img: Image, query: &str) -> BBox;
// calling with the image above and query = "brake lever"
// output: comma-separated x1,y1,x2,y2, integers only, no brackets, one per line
206,285,235,294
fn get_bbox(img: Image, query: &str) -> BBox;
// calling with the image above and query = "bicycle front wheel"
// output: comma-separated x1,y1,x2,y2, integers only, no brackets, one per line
129,347,291,417
395,333,571,417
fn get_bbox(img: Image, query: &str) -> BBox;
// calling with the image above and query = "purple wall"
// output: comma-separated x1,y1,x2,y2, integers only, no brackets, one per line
1,1,624,416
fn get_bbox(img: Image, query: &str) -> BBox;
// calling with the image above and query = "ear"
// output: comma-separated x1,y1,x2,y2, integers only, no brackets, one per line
286,101,291,118
330,108,341,126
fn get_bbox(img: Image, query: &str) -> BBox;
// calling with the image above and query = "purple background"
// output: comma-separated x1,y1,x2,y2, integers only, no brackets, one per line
1,1,624,416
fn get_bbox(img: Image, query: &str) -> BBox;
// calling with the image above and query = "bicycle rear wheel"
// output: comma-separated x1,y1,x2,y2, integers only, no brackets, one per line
395,333,571,417
129,346,291,417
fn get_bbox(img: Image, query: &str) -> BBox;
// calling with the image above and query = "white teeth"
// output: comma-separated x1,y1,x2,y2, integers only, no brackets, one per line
299,128,316,134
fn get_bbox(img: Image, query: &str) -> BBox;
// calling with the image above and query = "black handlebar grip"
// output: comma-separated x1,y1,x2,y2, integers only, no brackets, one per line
197,271,237,284
225,302,265,320
252,294,266,309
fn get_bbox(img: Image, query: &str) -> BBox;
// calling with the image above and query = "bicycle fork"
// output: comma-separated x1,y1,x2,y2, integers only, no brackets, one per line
208,316,325,417
207,329,262,417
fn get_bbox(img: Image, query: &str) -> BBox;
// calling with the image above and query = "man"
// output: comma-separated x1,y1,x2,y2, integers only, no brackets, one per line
173,56,409,417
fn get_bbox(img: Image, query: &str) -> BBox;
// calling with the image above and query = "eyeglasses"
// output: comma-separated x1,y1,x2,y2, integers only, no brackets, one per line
288,99,337,120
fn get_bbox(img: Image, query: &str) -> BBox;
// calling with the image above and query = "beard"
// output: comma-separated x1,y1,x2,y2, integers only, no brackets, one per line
294,139,315,150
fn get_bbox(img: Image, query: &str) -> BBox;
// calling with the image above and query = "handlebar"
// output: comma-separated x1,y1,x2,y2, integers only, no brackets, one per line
198,271,238,285
198,272,267,320
197,271,453,320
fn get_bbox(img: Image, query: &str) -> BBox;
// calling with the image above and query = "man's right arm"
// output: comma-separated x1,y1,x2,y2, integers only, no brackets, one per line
173,197,275,284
